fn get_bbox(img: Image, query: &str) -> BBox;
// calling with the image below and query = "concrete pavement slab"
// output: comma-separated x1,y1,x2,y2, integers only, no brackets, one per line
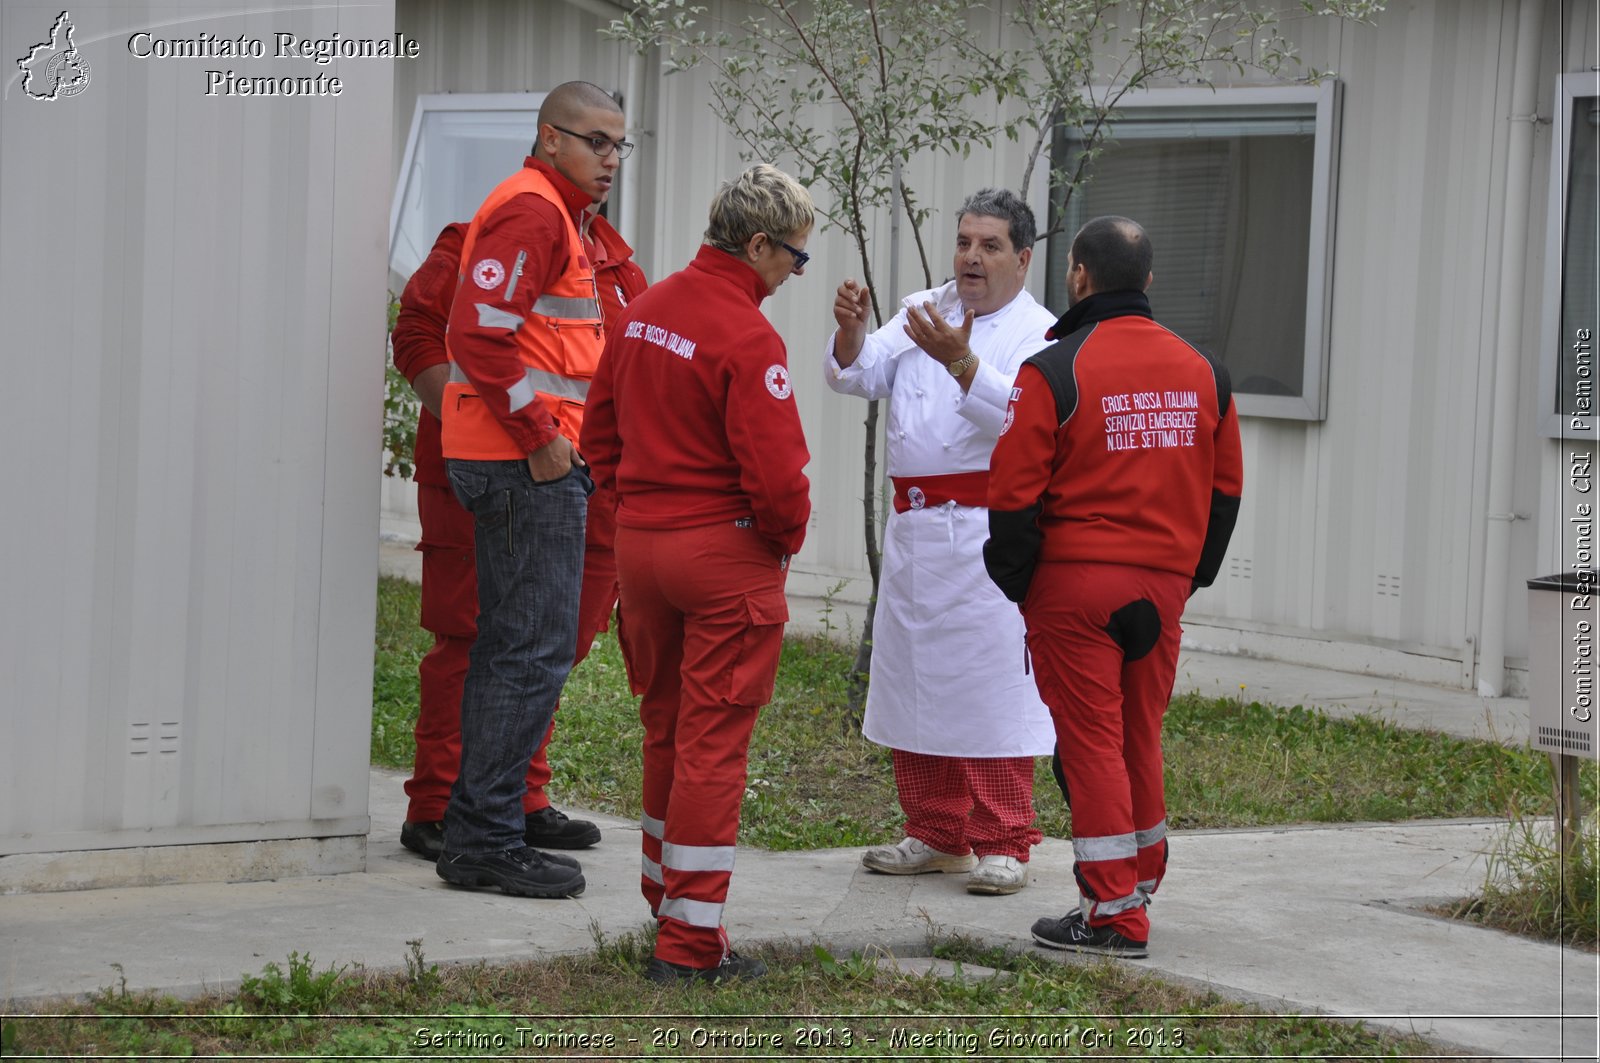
4,769,1595,1062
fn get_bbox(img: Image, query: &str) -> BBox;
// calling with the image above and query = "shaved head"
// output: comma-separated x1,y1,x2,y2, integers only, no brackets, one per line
537,81,621,133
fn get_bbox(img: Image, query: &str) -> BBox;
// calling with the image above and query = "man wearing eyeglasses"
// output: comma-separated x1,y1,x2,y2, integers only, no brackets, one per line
431,81,643,899
825,188,1056,898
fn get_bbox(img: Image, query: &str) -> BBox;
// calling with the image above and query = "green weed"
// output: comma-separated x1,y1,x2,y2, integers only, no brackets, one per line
237,951,348,1013
1444,760,1600,949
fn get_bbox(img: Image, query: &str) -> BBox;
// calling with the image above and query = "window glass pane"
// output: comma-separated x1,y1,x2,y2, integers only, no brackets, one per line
1559,95,1600,419
390,108,537,284
1051,116,1315,398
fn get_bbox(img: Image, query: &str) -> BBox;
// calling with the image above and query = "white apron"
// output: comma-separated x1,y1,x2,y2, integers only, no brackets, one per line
862,500,1056,756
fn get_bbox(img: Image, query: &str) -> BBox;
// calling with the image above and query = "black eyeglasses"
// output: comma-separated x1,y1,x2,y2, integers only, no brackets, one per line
779,240,810,271
549,124,634,160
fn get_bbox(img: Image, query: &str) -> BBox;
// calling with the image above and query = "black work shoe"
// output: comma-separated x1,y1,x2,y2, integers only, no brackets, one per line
400,820,444,861
436,845,585,898
1031,911,1148,958
524,806,602,850
644,951,768,985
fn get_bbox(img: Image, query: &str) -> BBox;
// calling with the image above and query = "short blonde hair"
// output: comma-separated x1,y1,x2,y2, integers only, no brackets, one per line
705,164,814,254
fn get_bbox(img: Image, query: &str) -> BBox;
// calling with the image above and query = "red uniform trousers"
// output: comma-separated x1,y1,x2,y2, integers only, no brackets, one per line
891,750,1042,859
614,522,789,969
403,483,618,823
1021,560,1189,942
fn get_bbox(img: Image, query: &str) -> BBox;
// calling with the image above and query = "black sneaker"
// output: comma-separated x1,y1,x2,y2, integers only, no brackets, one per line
400,820,444,861
644,951,768,985
1031,911,1148,958
524,806,602,850
436,845,585,898
407,820,583,867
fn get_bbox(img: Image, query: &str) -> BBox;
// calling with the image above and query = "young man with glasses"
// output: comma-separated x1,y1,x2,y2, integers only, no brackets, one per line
428,81,645,899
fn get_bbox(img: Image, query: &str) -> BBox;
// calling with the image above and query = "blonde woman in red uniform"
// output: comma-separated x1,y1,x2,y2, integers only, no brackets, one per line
582,164,814,984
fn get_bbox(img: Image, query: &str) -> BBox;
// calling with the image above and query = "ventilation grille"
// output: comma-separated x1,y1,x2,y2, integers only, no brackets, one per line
1536,725,1593,756
1376,573,1402,599
129,721,181,757
1228,557,1253,581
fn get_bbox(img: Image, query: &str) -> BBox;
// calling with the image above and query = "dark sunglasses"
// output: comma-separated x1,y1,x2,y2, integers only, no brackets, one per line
779,240,809,271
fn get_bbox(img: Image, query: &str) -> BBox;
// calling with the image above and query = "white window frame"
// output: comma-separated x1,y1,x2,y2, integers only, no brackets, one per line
1538,72,1600,440
1055,81,1342,421
388,92,546,281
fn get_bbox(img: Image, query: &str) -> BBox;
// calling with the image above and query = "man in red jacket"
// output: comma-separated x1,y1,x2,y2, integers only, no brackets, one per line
986,216,1243,958
390,210,646,864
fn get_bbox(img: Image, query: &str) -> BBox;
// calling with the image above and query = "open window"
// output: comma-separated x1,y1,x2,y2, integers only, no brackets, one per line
389,93,546,286
1049,82,1341,420
1539,72,1600,439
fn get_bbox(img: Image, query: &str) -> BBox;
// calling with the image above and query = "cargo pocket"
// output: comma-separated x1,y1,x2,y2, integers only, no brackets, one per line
723,589,789,707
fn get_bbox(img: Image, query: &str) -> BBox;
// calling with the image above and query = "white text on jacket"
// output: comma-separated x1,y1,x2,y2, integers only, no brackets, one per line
624,320,697,361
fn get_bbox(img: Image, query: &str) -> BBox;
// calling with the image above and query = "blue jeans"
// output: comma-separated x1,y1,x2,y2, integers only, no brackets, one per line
442,457,588,854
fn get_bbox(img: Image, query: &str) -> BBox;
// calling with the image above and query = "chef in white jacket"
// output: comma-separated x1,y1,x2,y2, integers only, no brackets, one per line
825,188,1056,896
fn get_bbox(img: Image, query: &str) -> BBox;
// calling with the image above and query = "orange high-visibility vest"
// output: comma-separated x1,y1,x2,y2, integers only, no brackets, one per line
442,167,604,459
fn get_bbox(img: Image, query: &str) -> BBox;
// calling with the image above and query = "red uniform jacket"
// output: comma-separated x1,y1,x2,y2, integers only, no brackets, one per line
392,210,647,498
985,290,1244,602
581,246,811,558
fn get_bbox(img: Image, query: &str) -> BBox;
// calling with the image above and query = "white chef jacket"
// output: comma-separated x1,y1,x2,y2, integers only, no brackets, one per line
825,281,1057,757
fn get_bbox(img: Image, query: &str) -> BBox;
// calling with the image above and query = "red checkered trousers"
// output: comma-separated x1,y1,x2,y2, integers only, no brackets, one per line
891,749,1043,859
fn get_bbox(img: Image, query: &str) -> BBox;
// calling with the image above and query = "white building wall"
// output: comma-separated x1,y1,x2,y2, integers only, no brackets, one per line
1,0,393,865
384,0,1590,693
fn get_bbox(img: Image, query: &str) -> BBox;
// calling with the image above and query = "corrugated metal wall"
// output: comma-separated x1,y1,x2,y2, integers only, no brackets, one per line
384,0,1594,689
1,0,393,856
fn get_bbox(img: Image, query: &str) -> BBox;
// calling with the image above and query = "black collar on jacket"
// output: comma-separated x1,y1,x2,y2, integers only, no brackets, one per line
1045,289,1153,340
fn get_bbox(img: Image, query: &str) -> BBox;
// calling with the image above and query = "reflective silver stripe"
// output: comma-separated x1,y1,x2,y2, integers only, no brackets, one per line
474,303,525,331
641,814,665,839
506,375,538,413
662,841,737,874
1090,890,1148,917
658,895,724,929
449,364,588,409
641,855,663,885
1135,820,1167,849
526,367,589,403
532,293,602,320
1073,832,1138,863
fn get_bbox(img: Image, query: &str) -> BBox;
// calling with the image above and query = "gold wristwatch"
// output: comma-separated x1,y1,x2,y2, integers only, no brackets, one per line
947,351,977,377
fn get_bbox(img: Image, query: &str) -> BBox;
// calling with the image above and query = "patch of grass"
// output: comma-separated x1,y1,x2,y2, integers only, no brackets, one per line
7,940,1442,1060
1441,762,1600,950
371,576,430,769
1103,692,1589,832
373,577,1594,852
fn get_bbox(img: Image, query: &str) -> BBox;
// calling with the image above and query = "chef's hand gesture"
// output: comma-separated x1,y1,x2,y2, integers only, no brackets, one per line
904,301,974,370
832,279,872,367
